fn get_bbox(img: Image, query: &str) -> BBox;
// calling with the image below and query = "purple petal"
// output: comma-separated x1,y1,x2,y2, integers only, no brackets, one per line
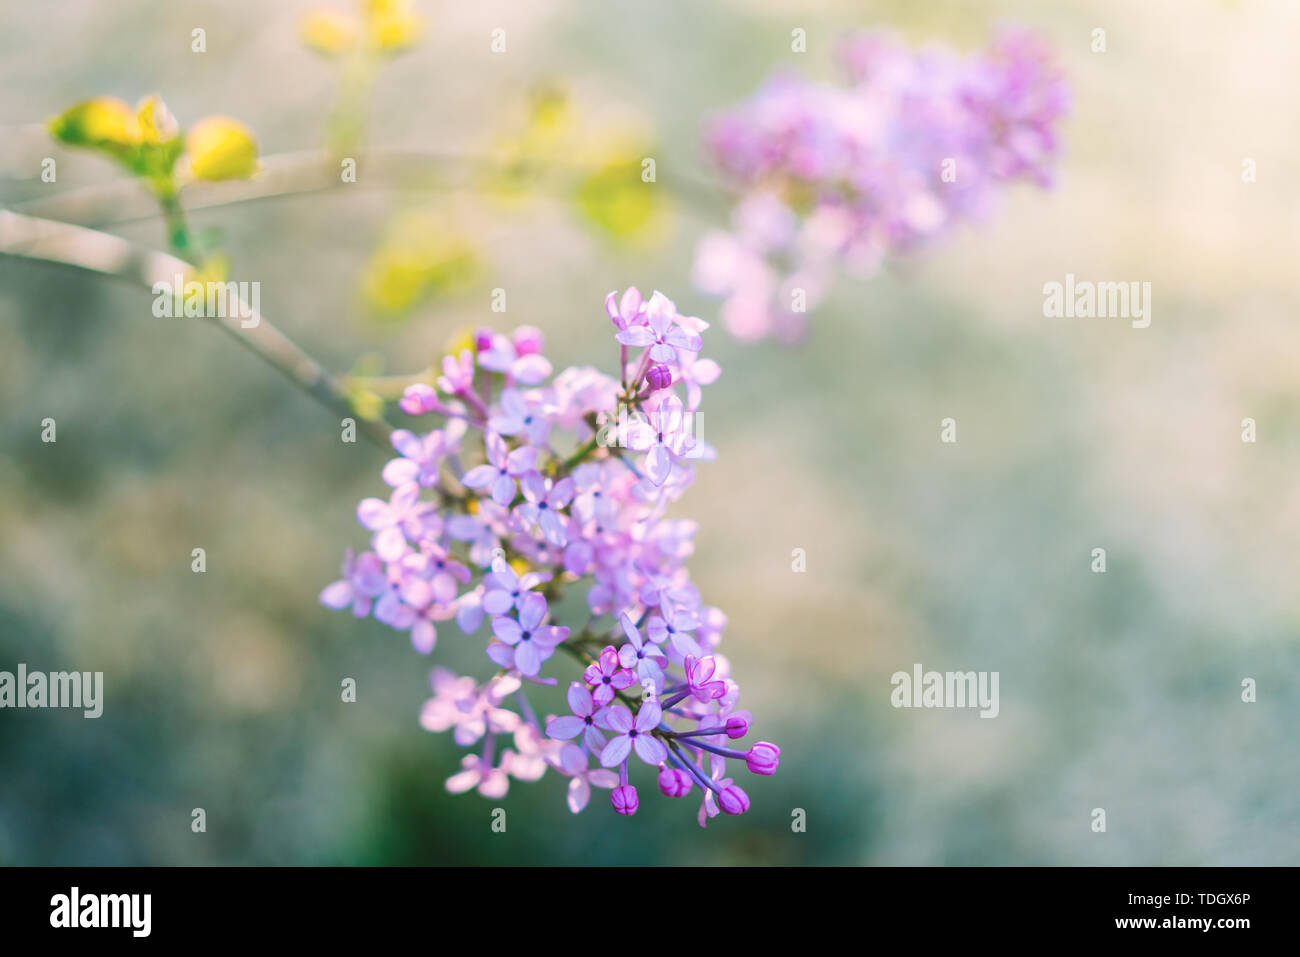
634,734,667,766
635,699,662,732
356,498,392,530
492,616,522,645
518,592,547,631
461,465,497,489
567,681,593,716
490,473,517,506
547,715,586,741
599,705,634,733
515,640,541,677
599,734,633,768
645,445,671,485
616,327,654,347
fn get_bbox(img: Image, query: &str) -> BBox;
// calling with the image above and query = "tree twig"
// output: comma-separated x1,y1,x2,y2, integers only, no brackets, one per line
0,207,394,448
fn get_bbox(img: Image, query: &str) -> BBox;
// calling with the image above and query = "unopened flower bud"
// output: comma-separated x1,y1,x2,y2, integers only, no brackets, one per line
474,328,494,352
658,767,692,798
718,784,750,815
513,325,544,356
725,714,750,739
399,383,437,416
645,364,673,392
611,784,639,815
746,741,780,775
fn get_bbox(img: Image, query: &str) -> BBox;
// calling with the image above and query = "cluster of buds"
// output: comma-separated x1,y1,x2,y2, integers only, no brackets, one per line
322,288,778,823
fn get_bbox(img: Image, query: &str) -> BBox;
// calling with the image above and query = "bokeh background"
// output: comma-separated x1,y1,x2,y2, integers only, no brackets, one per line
3,0,1299,865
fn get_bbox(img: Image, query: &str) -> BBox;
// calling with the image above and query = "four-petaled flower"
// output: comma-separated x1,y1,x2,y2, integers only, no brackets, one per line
626,394,696,486
462,431,538,506
597,697,667,767
319,549,387,617
582,645,636,706
618,612,666,687
556,743,620,813
546,681,609,754
513,472,575,547
481,554,551,616
684,654,728,702
615,291,703,361
487,592,569,677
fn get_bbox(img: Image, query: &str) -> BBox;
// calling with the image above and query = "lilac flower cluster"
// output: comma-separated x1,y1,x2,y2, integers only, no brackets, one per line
322,289,778,823
694,28,1069,343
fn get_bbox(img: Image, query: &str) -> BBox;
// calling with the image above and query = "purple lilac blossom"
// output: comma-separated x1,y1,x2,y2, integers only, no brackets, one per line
322,293,778,822
695,27,1069,343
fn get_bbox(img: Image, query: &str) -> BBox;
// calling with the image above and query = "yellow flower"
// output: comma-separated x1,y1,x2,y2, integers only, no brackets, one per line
136,95,179,145
300,9,357,56
365,0,422,53
360,212,479,319
48,97,141,156
186,117,260,181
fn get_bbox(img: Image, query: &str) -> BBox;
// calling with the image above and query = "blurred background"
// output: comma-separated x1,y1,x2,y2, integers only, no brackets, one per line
2,0,1299,865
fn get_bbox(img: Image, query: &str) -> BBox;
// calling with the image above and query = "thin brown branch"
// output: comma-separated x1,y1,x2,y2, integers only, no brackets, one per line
0,207,394,447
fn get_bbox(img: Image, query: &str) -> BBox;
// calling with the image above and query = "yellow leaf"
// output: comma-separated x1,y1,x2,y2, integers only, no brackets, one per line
187,117,260,181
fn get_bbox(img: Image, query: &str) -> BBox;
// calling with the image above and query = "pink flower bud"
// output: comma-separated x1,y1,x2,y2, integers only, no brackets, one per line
611,784,639,815
474,328,494,352
513,325,545,356
399,383,437,416
658,767,692,798
745,741,780,775
718,784,750,815
645,363,673,392
725,715,750,739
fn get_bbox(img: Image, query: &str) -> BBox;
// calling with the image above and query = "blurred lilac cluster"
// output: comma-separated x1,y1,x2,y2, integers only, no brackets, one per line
694,28,1069,343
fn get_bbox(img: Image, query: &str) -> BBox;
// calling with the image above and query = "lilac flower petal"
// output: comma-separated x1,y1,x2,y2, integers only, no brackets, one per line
567,776,591,813
481,589,515,617
485,642,515,669
567,682,593,716
645,445,672,485
635,699,663,732
490,473,517,506
616,327,654,348
599,734,633,767
599,705,634,733
547,715,586,740
461,465,497,489
382,458,421,487
515,640,541,676
356,498,392,530
634,735,667,766
518,592,547,631
319,580,354,609
411,620,436,654
583,725,607,753
512,355,552,385
493,616,522,645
